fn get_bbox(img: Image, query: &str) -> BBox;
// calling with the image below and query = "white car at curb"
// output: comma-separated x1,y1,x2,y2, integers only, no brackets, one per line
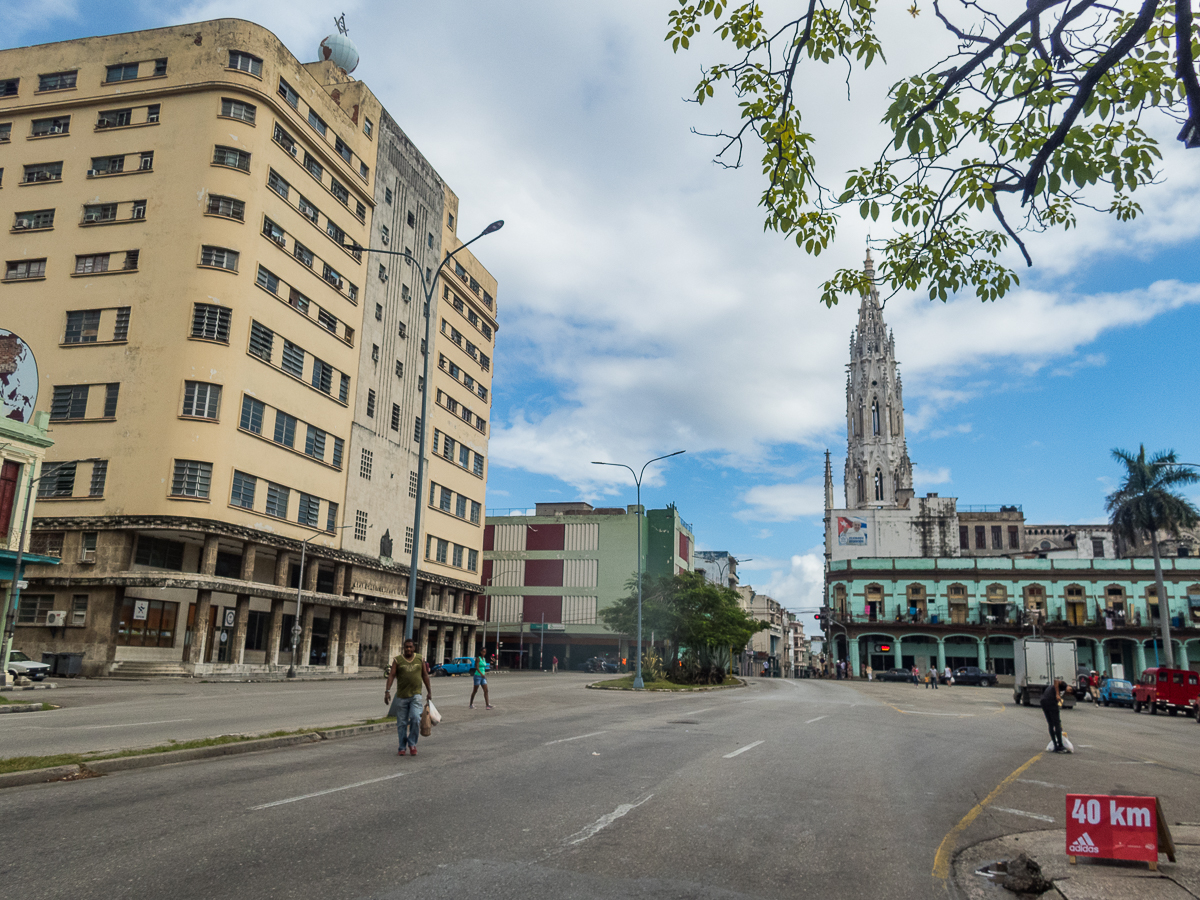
7,650,50,682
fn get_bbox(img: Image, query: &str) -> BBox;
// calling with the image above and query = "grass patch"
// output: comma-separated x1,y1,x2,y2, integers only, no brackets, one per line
591,674,743,691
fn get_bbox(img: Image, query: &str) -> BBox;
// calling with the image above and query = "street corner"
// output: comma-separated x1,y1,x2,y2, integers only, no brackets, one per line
952,826,1200,900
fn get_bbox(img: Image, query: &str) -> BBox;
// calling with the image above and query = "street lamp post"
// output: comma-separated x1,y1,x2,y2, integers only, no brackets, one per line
714,555,751,587
288,524,356,679
346,220,503,644
591,451,685,689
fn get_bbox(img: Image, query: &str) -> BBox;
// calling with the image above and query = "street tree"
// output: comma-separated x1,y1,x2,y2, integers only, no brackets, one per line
1105,444,1199,668
599,571,767,680
667,0,1200,306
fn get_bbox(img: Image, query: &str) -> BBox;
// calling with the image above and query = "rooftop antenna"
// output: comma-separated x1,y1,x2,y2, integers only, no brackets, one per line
334,13,349,35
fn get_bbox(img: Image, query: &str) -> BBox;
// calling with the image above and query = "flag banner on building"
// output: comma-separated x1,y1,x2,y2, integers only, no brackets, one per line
837,517,868,546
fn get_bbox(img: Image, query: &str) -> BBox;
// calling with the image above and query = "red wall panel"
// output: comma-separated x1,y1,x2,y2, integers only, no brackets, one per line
481,559,493,586
523,595,562,624
483,525,495,551
526,523,565,551
524,558,564,587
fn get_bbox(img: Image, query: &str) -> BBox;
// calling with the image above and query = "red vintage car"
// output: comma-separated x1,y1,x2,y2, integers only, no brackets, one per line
1132,667,1200,716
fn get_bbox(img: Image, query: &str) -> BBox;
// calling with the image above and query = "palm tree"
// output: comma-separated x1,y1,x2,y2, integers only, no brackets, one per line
1105,446,1200,669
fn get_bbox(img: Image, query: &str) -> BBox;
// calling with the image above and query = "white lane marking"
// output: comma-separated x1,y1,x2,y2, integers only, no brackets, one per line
993,806,1055,823
893,710,974,717
250,772,410,810
566,795,653,845
1018,779,1067,789
544,730,607,746
688,707,714,715
724,740,764,758
805,716,828,724
82,718,194,729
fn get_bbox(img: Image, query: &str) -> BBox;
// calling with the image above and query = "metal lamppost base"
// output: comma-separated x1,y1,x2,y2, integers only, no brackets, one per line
633,675,644,689
286,666,297,679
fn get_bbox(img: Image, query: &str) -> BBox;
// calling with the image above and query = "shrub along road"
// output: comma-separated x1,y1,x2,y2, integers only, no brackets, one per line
4,675,1198,899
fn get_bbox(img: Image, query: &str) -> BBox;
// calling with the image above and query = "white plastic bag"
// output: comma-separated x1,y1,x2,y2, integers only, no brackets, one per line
427,699,441,725
1045,736,1074,753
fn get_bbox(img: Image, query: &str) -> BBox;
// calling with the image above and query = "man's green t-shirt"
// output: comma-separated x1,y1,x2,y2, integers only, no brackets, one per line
392,654,425,698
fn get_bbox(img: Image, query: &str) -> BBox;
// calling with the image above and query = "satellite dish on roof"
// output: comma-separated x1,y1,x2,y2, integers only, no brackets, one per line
319,15,359,73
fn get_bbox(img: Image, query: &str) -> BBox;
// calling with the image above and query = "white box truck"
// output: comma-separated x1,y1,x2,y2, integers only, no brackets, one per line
1013,637,1077,708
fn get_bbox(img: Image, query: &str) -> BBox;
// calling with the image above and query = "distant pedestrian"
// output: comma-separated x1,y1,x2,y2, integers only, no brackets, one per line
384,638,432,757
911,664,920,685
552,655,558,674
927,666,939,689
944,665,952,685
865,664,874,682
1041,679,1067,753
469,649,493,710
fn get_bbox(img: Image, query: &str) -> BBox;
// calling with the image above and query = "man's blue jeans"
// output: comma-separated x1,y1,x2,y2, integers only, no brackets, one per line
392,694,425,749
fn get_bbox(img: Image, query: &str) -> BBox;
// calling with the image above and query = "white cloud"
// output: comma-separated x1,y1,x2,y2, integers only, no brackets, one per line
751,553,826,612
737,483,826,522
913,466,952,487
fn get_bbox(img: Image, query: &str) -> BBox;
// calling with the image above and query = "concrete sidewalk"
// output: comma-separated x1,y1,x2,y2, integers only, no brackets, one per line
955,825,1200,899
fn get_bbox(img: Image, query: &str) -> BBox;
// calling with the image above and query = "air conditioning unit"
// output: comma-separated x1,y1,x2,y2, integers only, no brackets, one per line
289,145,298,157
97,120,111,128
87,169,100,176
83,214,99,223
272,234,286,246
46,611,67,627
147,113,159,123
139,158,153,170
13,221,29,229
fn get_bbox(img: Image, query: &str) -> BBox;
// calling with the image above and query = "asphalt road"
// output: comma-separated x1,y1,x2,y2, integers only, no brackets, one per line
4,675,1198,900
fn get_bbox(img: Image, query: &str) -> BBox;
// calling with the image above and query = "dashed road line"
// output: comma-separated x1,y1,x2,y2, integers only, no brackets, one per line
805,716,828,724
544,730,607,746
993,806,1055,823
250,772,410,810
724,740,764,758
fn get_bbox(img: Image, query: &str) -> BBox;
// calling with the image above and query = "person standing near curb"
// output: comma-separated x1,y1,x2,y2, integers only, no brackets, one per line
469,648,493,710
552,655,558,674
384,639,432,756
1041,679,1067,753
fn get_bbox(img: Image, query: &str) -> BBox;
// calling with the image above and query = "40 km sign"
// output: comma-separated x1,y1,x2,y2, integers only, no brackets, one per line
1065,794,1175,868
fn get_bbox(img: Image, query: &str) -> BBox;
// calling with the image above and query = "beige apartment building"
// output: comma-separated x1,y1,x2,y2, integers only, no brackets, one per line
0,19,498,676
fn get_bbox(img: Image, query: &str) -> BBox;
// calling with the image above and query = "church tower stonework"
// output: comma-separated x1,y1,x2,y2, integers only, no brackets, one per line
844,251,913,508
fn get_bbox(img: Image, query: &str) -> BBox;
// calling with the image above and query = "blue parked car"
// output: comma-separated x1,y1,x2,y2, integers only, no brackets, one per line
1100,677,1134,708
432,656,486,677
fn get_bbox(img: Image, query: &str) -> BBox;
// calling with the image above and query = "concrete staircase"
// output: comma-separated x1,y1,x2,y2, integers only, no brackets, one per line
107,661,192,678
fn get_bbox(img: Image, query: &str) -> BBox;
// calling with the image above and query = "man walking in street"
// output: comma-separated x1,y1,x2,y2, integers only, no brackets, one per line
469,648,493,710
552,655,558,674
384,638,432,757
1041,679,1068,753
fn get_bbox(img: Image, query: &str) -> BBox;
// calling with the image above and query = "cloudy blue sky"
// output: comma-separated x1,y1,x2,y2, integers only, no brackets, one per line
10,1,1200,629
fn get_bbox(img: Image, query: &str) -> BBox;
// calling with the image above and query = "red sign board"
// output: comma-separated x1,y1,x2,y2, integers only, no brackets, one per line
1065,794,1158,863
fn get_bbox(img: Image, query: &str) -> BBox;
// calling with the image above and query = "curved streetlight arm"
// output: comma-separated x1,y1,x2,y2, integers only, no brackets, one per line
288,524,357,678
590,450,685,689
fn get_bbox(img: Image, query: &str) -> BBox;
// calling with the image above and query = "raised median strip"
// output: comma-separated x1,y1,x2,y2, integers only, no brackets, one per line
0,720,396,790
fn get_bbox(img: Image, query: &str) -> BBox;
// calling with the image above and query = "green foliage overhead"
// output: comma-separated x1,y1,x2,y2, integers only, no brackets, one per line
1105,445,1199,547
667,0,1200,306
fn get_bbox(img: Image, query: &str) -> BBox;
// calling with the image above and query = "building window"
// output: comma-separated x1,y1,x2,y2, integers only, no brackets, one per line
29,532,64,558
154,59,168,76
106,63,140,83
200,246,239,270
414,417,422,443
991,525,1002,550
453,544,464,567
265,482,290,518
227,51,263,77
230,470,256,508
89,155,126,175
192,304,232,342
170,460,212,498
281,341,305,377
366,389,376,418
114,307,131,341
207,195,245,219
409,471,418,498
212,145,251,171
1092,537,1105,557
958,525,969,550
37,463,76,498
75,254,110,275
248,322,274,359
273,410,297,448
974,525,986,550
435,538,448,563
294,243,314,268
278,77,299,108
470,501,481,524
256,266,280,294
439,486,453,512
50,385,89,420
307,109,327,135
5,259,47,280
89,462,107,497
467,549,478,571
1008,525,1020,550
182,381,221,419
304,425,326,460
297,493,320,528
312,359,333,394
354,510,368,541
385,187,393,205
134,535,185,570
473,455,484,477
339,374,351,403
64,310,101,344
304,153,323,180
364,117,373,138
404,527,414,555
220,98,256,123
360,448,373,480
82,203,117,223
390,403,401,432
332,437,344,468
24,162,62,183
360,162,369,181
326,502,339,533
268,168,290,199
38,71,77,91
455,494,467,518
17,594,54,625
395,360,404,378
31,116,70,136
71,594,88,627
